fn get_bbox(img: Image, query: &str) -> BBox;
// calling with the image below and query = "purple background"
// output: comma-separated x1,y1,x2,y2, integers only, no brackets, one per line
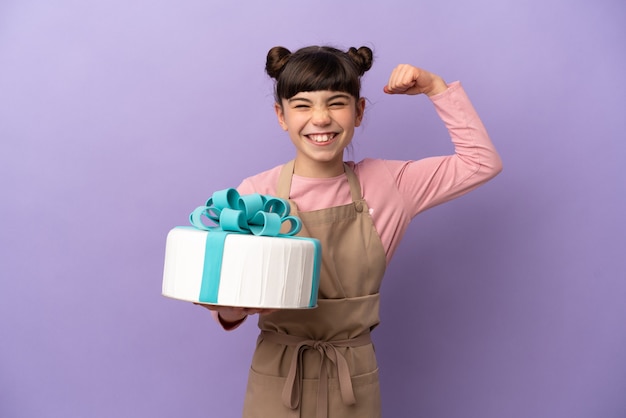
1,1,625,417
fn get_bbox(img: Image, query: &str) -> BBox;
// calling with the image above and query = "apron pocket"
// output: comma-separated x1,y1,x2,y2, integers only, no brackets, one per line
329,367,381,418
243,367,294,418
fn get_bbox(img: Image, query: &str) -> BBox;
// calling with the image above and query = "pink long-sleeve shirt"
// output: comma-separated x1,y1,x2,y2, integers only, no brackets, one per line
212,81,502,328
237,81,503,264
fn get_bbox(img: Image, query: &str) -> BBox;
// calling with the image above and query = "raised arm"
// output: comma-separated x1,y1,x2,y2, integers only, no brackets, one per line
383,64,502,216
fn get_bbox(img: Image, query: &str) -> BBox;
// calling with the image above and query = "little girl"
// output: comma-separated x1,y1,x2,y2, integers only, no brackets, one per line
202,45,502,418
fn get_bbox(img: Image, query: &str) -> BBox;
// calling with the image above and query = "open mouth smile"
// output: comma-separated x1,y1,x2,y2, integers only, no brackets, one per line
306,133,337,144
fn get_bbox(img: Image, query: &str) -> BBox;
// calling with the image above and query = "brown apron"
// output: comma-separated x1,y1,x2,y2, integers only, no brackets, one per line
242,160,387,418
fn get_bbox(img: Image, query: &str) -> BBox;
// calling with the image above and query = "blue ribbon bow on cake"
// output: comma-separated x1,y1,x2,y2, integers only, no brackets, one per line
189,188,302,237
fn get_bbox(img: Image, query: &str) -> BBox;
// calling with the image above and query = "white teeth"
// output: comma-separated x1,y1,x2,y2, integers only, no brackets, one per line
309,134,333,143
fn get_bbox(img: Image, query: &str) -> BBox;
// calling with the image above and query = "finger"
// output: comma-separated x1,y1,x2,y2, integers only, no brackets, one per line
246,308,278,315
194,302,217,310
385,65,419,94
384,81,415,94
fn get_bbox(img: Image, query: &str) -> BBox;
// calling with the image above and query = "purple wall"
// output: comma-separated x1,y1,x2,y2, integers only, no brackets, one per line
1,1,624,417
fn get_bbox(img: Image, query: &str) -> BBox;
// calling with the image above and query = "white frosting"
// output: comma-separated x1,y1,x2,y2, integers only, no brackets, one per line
162,227,318,308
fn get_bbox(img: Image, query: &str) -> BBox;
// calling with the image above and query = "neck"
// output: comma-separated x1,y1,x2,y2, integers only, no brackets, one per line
293,159,345,178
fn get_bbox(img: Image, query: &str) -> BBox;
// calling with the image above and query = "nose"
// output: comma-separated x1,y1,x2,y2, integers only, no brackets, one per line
311,107,331,126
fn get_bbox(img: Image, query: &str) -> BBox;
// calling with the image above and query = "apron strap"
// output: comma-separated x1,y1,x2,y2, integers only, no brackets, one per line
277,160,296,200
260,330,372,418
343,163,364,212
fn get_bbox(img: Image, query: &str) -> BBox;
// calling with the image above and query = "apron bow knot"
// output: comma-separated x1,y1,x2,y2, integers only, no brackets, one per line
261,331,372,418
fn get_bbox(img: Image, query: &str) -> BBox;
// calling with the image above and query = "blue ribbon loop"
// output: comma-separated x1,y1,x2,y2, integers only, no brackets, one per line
189,188,301,237
188,188,304,303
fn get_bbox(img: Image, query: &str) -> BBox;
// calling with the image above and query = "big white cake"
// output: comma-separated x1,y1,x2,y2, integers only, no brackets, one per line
162,226,321,308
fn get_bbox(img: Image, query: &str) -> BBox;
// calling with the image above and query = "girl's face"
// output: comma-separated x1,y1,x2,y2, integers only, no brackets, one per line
275,90,365,177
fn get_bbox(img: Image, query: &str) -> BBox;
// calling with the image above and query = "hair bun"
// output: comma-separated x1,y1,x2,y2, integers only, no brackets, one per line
266,46,292,79
347,46,373,76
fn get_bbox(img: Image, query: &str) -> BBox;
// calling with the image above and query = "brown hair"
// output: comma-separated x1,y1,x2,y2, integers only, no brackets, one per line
265,45,373,103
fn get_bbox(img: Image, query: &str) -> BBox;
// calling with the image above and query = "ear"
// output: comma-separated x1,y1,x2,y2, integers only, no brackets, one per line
274,102,288,131
354,97,366,127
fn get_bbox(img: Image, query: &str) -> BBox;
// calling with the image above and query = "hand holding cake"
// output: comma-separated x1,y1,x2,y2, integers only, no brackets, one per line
194,304,278,330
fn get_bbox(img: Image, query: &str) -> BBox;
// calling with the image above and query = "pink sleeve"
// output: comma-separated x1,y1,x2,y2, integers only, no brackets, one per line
393,81,502,217
236,168,280,196
354,81,502,263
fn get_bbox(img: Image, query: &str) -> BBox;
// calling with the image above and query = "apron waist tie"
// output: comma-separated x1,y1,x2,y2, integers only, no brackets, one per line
260,330,372,418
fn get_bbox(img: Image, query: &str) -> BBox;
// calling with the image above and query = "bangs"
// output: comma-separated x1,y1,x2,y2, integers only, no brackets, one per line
276,50,361,100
